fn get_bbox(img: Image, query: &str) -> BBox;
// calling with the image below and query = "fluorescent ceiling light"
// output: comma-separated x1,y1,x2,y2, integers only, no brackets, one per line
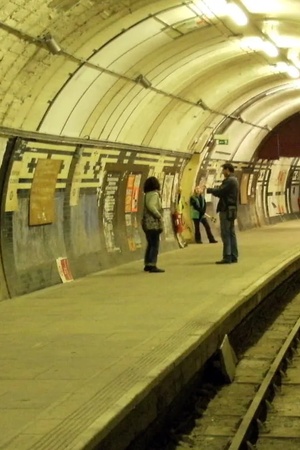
263,21,300,48
292,80,300,88
272,36,300,49
287,66,300,79
240,37,278,57
276,62,288,72
288,49,300,69
262,41,279,57
241,0,282,14
227,3,248,26
240,36,263,51
275,62,300,79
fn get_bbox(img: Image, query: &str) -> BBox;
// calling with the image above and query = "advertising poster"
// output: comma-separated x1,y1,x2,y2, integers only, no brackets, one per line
163,213,176,242
255,183,264,225
258,169,265,183
290,170,299,212
162,174,174,208
290,185,300,213
277,170,287,191
172,173,179,205
277,194,286,215
29,159,62,225
248,173,254,197
56,257,73,283
103,172,121,252
161,174,175,242
267,195,278,217
240,173,249,205
132,174,141,212
125,173,142,251
256,168,270,224
125,174,135,213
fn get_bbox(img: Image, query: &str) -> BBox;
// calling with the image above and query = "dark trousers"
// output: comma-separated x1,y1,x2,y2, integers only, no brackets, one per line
144,230,160,266
219,211,238,261
193,217,215,243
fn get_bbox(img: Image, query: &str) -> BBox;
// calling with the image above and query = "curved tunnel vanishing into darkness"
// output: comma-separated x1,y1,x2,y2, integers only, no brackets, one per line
0,0,299,299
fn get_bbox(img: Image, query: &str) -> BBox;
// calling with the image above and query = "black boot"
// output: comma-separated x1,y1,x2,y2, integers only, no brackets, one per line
149,266,165,273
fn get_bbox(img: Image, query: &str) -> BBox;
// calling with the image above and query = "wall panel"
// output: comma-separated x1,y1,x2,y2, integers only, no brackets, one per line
0,137,186,297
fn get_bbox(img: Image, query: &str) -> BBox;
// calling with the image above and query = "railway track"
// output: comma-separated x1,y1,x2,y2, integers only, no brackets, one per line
229,315,300,450
141,274,300,450
172,288,300,450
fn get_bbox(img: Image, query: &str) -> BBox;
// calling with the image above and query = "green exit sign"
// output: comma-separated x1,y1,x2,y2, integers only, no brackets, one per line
217,139,229,145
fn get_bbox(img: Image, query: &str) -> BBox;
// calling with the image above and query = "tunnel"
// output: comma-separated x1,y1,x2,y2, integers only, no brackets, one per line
0,1,299,299
2,2,300,450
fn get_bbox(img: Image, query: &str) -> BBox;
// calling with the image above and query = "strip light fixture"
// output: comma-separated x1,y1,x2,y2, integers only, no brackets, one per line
227,3,248,26
275,62,300,79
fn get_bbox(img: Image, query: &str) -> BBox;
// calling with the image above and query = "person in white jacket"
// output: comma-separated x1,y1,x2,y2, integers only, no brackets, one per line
141,177,165,273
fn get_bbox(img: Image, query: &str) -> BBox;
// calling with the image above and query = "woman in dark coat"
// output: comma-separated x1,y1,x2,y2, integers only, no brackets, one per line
141,176,165,273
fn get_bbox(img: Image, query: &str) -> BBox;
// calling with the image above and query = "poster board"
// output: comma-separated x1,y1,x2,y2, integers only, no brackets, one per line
240,173,249,205
56,257,73,283
29,159,62,225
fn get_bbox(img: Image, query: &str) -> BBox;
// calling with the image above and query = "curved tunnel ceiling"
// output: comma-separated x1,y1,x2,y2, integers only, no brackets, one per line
0,0,300,161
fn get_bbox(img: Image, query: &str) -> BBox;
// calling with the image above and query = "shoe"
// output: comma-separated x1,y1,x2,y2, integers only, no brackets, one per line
149,266,165,273
215,259,231,264
209,240,218,243
144,265,152,272
231,259,238,263
195,241,203,244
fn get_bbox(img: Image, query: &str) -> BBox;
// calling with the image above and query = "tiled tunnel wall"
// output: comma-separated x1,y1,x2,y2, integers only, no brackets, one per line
0,135,299,300
0,137,187,299
195,153,300,230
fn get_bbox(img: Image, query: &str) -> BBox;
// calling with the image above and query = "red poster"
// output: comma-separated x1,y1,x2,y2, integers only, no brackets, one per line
132,174,141,212
56,257,73,283
125,175,135,213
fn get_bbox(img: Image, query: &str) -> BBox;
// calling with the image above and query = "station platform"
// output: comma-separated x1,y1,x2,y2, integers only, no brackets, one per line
0,221,300,450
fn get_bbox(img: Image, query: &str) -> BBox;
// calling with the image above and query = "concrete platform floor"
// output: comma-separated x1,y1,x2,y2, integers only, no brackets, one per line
0,221,300,450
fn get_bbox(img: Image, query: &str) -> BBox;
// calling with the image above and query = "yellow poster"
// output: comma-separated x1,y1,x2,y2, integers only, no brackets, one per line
29,159,62,225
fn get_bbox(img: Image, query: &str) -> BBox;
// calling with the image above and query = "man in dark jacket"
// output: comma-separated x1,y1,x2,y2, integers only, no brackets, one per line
207,163,239,264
